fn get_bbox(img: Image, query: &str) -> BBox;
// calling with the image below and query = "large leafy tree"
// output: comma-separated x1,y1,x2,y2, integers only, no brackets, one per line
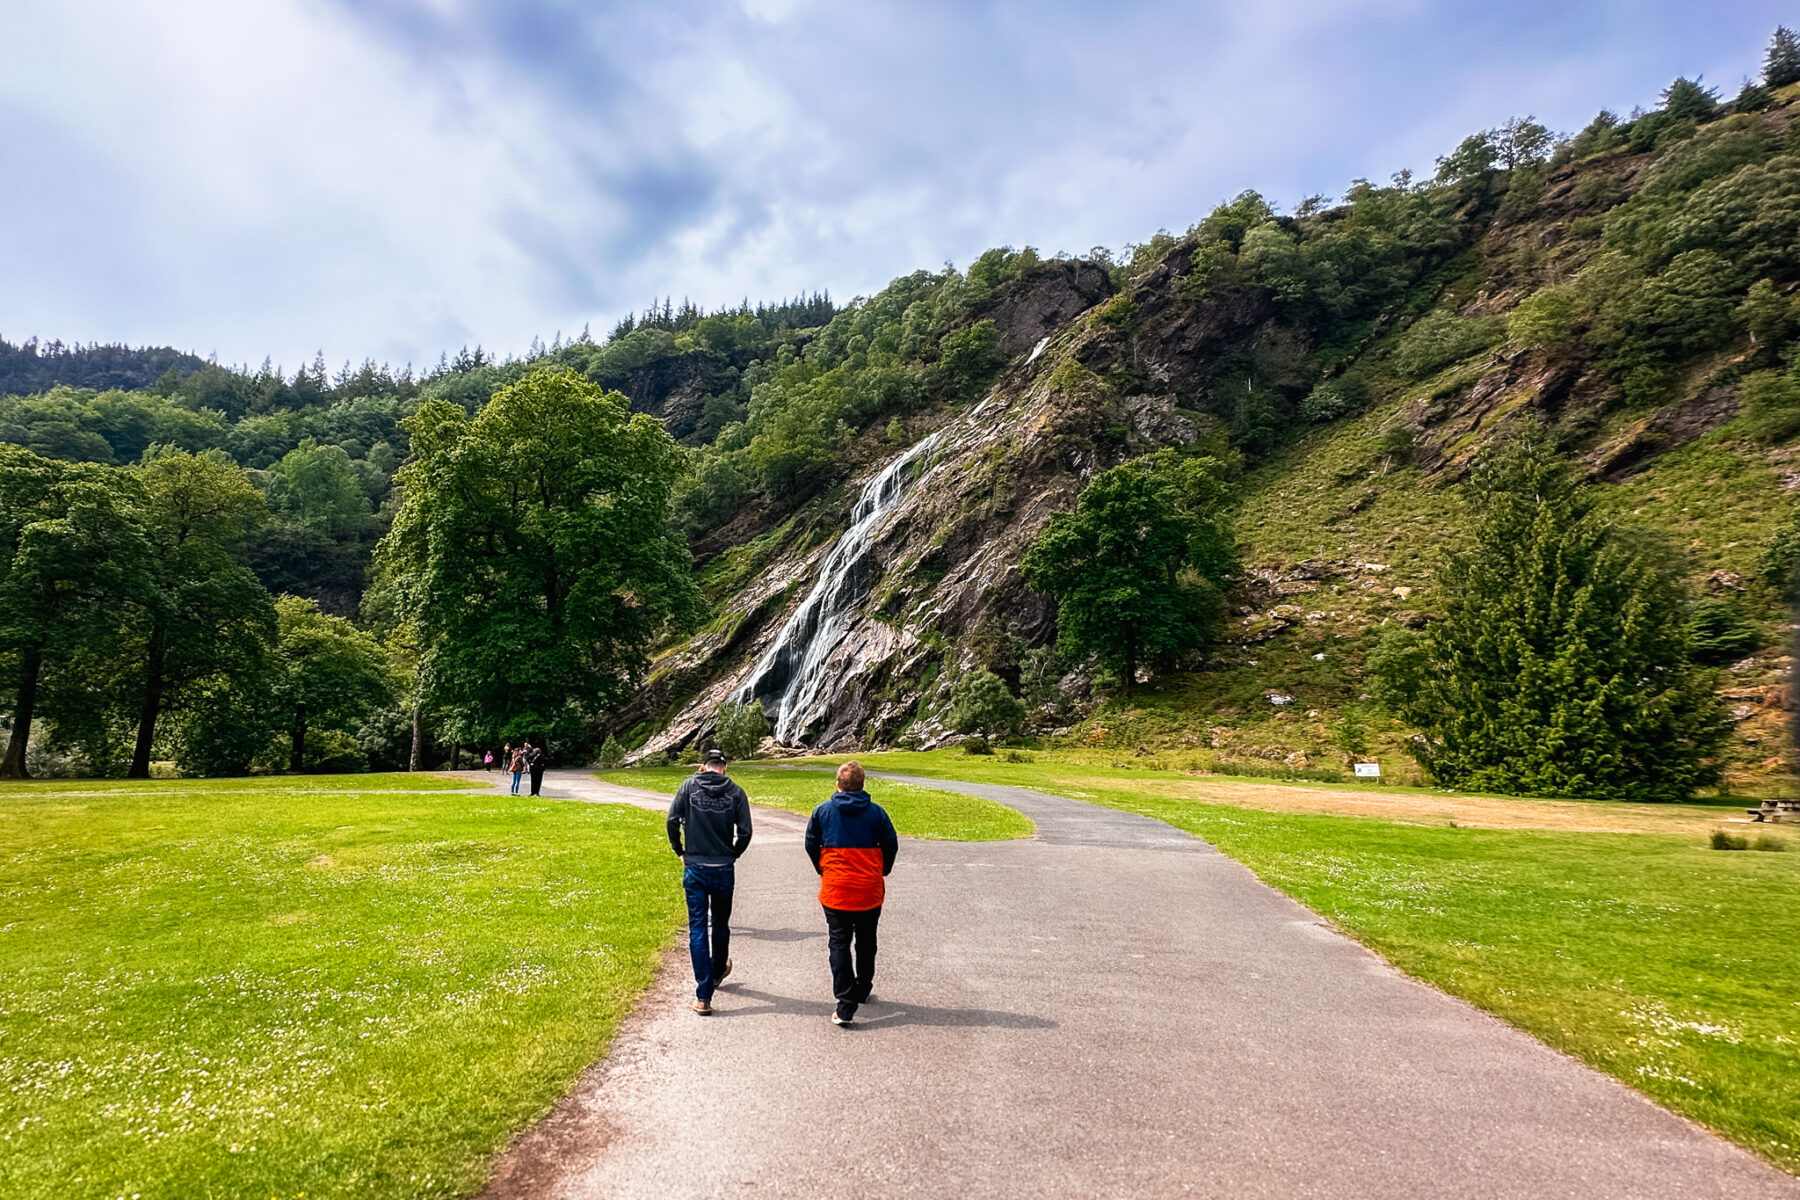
267,595,395,772
380,367,700,748
0,446,155,777
1372,423,1727,801
1021,450,1236,695
267,438,374,537
124,448,276,777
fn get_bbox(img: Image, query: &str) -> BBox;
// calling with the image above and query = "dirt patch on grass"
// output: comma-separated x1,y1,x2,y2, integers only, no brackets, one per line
1078,775,1799,839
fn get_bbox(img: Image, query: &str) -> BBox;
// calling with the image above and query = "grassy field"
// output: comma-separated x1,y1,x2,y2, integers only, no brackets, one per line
595,763,1033,841
0,774,682,1200
840,750,1800,1173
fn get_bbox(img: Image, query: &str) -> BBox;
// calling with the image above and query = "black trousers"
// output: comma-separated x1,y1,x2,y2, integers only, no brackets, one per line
823,904,881,1018
528,768,545,796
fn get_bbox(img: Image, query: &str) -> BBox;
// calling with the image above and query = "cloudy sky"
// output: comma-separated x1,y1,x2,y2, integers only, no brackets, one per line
1,1,1790,371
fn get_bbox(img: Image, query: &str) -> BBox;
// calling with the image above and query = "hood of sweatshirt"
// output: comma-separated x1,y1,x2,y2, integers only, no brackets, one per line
831,789,871,811
694,770,737,796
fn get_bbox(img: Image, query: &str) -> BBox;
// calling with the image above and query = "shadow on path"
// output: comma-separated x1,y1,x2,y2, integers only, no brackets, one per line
730,925,823,943
714,985,1056,1030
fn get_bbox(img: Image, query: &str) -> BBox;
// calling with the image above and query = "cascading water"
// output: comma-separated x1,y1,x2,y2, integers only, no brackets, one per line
737,431,946,743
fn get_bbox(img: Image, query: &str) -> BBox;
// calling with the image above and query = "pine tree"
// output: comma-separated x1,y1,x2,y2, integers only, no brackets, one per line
1765,25,1800,89
1375,422,1727,801
1660,76,1719,120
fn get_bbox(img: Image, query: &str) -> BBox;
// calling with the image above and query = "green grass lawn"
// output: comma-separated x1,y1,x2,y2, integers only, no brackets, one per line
0,773,681,1200
847,750,1800,1173
596,763,1033,841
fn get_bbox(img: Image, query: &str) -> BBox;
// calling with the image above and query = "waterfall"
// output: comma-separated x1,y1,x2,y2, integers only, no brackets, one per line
737,431,945,743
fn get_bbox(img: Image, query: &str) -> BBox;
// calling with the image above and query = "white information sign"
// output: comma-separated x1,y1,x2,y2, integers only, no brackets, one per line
1353,762,1381,779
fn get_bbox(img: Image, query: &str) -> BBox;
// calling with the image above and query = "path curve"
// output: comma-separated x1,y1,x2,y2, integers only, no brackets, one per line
477,769,1797,1199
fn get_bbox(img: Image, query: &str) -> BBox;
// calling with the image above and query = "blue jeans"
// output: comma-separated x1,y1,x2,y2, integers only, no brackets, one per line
683,863,735,1002
510,770,523,794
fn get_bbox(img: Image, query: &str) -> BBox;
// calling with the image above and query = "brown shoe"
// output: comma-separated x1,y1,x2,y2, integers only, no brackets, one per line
693,999,713,1015
717,958,733,983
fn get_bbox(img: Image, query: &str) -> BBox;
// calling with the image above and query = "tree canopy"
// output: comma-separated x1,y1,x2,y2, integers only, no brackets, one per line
381,367,701,749
1022,450,1236,695
0,447,155,776
123,448,275,777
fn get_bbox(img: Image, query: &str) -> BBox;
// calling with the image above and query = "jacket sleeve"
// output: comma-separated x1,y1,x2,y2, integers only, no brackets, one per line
803,807,823,875
731,784,753,858
879,809,898,876
666,783,688,857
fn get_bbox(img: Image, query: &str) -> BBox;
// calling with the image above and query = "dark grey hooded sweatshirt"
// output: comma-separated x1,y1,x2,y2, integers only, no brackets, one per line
666,770,753,867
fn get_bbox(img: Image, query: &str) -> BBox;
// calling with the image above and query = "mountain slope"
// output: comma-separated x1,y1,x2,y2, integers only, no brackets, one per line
626,89,1800,793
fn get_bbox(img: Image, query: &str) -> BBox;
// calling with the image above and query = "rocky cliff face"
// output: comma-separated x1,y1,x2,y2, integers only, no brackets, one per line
627,248,1340,755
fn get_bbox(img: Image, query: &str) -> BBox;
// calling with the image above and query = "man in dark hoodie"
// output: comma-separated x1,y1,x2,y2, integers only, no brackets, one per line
804,760,898,1026
666,748,753,1015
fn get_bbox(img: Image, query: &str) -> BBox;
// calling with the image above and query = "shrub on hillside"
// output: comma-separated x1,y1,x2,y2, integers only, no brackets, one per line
947,669,1026,740
713,701,772,761
937,319,1006,402
1300,375,1370,423
1508,287,1578,348
1686,598,1761,665
1739,369,1800,444
1392,310,1504,379
1757,506,1800,592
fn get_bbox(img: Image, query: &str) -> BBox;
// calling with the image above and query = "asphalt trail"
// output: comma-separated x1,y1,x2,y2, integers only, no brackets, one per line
474,769,1797,1199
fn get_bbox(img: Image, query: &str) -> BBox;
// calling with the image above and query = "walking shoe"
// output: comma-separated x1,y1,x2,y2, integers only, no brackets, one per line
717,958,733,983
831,1012,850,1026
693,999,713,1015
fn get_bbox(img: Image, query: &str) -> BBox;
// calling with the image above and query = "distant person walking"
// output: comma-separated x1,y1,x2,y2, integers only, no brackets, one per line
527,742,547,797
805,760,898,1026
666,749,753,1015
509,746,526,795
483,749,495,772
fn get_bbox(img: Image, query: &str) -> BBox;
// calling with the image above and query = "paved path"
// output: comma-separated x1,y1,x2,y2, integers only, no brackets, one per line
473,769,1796,1199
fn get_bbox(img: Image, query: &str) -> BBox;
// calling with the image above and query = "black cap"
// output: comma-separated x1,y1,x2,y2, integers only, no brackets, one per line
702,748,729,766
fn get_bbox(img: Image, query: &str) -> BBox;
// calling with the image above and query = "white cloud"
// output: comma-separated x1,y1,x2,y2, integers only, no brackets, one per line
1,0,1791,369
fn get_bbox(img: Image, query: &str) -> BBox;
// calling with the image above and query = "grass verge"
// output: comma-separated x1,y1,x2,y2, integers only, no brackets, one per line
596,763,1033,841
846,750,1800,1173
0,774,680,1200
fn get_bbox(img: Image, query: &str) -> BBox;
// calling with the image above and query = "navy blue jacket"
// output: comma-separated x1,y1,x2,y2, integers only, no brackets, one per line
804,790,898,911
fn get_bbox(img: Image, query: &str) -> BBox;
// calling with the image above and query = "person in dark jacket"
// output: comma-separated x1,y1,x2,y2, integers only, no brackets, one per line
667,748,753,1014
804,760,898,1026
526,743,547,796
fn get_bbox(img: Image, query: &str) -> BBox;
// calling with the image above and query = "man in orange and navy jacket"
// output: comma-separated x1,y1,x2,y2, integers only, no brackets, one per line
804,760,899,1026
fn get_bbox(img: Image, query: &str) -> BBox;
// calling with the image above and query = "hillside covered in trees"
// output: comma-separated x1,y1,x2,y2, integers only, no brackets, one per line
7,28,1800,795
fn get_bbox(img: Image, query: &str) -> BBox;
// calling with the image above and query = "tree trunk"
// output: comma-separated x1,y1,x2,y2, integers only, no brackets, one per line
289,708,307,774
451,742,460,770
128,626,167,779
408,703,423,771
1,643,44,779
